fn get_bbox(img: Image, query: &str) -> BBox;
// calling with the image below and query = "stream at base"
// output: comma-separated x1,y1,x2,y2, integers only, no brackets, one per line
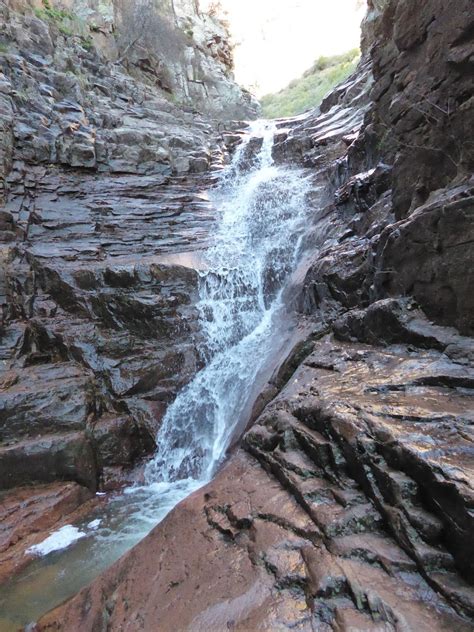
0,120,313,629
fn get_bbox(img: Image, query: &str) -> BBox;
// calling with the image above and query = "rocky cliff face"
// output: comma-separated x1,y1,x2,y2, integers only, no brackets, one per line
35,0,474,630
1,0,474,628
0,0,257,176
0,0,255,584
112,0,258,119
356,0,474,334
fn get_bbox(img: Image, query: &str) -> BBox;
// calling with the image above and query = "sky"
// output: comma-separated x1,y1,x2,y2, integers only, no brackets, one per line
201,0,366,96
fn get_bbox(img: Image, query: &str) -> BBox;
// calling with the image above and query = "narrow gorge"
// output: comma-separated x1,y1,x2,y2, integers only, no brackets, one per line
0,1,473,630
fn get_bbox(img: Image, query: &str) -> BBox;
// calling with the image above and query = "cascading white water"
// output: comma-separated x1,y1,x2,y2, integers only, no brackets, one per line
0,121,314,628
144,120,311,487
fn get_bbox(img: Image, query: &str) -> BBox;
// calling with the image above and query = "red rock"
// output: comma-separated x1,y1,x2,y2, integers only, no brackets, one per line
0,482,95,586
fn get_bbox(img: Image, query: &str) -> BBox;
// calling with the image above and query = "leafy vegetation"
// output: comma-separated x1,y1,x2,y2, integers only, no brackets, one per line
34,0,73,22
34,0,77,36
81,35,94,51
261,49,360,119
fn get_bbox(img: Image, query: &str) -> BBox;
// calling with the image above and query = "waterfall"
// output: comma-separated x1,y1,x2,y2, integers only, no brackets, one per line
0,122,314,626
144,120,311,487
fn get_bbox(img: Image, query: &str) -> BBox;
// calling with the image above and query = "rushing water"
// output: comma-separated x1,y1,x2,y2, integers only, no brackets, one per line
145,120,311,486
0,121,313,629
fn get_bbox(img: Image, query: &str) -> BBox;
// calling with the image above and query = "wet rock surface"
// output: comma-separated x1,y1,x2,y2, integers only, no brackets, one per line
0,482,97,586
38,384,474,631
0,167,221,495
37,0,474,629
0,0,250,594
37,329,474,629
0,0,251,499
246,337,474,613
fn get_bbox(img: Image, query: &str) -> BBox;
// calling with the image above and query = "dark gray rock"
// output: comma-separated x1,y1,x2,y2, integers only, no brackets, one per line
0,363,95,443
374,183,474,335
0,431,98,490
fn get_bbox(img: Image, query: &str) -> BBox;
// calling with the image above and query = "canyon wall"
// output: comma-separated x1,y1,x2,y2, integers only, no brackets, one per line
36,0,474,629
0,0,254,510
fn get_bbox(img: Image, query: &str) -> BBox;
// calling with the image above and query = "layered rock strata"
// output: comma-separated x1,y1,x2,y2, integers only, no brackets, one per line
0,0,253,589
37,0,474,629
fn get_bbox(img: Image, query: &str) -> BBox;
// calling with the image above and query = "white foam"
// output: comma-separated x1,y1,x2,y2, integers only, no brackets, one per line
26,525,86,557
145,121,311,487
87,519,101,530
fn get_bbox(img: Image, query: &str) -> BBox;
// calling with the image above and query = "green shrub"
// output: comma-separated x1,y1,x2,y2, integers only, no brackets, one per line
34,0,75,31
261,48,360,119
34,7,71,22
58,23,74,36
81,35,94,51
